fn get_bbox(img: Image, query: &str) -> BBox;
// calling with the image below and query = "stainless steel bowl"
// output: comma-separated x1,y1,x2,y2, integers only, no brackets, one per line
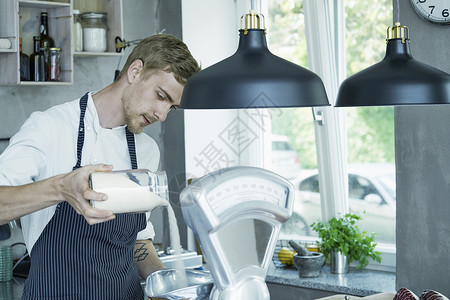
145,269,213,300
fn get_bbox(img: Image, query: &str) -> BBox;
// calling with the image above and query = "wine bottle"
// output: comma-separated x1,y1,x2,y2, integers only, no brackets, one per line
30,36,45,81
19,37,30,81
39,12,55,76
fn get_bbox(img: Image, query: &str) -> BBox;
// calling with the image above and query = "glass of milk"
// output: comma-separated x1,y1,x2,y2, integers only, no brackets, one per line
89,169,169,213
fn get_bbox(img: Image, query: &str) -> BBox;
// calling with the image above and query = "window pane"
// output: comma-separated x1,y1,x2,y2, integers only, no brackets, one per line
267,0,321,239
267,0,395,247
345,0,395,245
269,108,321,239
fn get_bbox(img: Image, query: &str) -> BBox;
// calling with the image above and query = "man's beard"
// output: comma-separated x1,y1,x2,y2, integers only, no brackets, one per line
124,112,145,134
122,95,145,134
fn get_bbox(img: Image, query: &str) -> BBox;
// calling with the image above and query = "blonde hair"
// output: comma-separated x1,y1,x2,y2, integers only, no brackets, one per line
116,34,200,84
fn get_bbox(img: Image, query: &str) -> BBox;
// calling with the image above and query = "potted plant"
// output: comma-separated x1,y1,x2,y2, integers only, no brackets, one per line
311,213,382,272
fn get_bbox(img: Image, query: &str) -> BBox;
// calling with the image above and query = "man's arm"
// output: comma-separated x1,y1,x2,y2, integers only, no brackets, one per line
134,239,166,279
0,164,115,225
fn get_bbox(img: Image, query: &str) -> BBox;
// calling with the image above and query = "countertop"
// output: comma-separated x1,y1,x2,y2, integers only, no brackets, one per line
3,265,396,299
266,263,396,297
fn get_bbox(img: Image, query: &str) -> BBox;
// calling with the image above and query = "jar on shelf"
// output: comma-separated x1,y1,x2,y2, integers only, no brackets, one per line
47,47,61,81
73,9,83,52
80,12,107,52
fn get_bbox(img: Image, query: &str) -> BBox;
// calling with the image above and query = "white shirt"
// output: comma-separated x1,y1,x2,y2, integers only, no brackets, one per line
0,92,160,253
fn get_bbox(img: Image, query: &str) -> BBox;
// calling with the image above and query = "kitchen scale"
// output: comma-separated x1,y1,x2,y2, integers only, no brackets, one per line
180,166,294,299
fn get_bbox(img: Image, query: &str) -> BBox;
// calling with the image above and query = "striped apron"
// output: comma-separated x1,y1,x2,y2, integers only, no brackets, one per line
22,93,146,299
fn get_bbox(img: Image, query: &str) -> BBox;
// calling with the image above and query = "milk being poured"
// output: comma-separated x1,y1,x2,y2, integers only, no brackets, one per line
90,170,187,286
167,203,188,288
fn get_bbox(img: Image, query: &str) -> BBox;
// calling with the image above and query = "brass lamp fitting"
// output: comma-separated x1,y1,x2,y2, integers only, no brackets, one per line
240,9,267,35
386,22,409,44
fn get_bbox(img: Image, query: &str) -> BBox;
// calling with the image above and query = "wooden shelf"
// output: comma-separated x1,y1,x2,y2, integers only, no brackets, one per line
72,0,123,54
74,51,122,57
19,80,72,85
0,0,123,85
19,0,71,8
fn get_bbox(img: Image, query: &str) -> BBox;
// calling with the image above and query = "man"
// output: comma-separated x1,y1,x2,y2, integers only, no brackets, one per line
0,34,200,299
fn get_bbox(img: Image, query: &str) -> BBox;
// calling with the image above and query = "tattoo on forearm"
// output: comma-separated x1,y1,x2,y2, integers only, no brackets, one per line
134,242,149,261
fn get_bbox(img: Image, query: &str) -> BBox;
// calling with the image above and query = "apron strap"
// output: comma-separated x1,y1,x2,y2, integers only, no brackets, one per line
73,92,89,171
125,127,138,169
73,92,138,170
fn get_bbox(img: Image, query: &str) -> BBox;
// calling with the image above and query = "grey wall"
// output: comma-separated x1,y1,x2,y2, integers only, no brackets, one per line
0,0,187,249
156,0,189,250
395,0,450,295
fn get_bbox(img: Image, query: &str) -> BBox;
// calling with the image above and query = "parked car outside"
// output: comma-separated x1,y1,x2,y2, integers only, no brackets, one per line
269,135,301,180
280,163,396,244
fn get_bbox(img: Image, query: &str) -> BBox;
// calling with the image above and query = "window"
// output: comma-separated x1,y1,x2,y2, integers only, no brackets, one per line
266,0,321,240
182,0,395,270
344,0,394,246
266,0,395,269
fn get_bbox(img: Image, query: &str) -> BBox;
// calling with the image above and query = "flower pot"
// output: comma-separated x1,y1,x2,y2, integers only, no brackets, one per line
331,250,348,274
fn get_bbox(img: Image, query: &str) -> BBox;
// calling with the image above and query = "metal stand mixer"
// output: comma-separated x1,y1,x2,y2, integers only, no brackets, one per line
180,166,294,299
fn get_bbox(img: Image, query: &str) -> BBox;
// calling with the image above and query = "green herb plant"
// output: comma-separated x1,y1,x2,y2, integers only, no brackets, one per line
311,213,382,270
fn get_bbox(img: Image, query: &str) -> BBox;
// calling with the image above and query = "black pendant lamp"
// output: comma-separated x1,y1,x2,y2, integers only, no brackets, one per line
180,10,330,109
336,22,450,106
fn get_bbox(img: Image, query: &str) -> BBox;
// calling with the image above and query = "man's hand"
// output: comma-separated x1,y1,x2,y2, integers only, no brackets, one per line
58,164,115,225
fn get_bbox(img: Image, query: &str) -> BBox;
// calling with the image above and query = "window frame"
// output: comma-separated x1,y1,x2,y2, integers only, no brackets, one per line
304,0,395,271
266,0,396,271
181,0,396,271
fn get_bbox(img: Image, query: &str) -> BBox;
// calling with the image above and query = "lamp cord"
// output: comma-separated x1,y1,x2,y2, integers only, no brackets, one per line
251,0,254,10
395,0,400,23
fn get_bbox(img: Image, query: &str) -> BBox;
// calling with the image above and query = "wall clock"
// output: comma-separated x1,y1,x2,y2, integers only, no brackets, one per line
410,0,450,25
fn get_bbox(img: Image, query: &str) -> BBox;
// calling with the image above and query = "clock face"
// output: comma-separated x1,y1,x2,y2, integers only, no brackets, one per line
410,0,450,24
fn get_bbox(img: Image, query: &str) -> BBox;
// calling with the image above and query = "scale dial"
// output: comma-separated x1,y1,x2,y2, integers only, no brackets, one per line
206,176,289,216
410,0,450,25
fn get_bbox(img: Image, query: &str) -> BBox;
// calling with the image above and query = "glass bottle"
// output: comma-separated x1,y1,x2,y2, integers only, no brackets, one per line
47,47,61,81
89,169,169,214
19,37,30,81
30,36,45,81
39,12,55,71
80,12,107,52
0,245,12,282
73,9,83,52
